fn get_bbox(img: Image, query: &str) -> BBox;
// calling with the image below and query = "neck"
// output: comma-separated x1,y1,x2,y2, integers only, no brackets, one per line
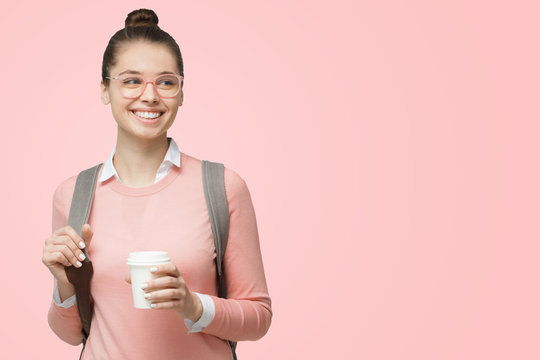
113,131,170,187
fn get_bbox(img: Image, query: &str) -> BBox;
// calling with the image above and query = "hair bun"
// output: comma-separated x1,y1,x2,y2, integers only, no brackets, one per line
125,8,159,28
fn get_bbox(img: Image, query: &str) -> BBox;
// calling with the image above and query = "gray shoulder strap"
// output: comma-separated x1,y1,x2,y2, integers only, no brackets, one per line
67,163,103,261
201,160,237,359
201,160,230,296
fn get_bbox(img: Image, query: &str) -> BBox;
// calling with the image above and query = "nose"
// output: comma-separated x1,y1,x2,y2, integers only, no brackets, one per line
139,81,160,102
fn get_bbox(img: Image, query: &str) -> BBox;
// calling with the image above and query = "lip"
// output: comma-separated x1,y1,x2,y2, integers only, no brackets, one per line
130,110,164,124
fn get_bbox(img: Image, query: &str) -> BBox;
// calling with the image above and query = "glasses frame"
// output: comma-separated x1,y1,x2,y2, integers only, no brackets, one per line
106,73,184,99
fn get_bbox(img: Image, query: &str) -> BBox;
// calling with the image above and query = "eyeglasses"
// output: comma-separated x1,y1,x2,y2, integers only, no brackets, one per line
106,73,183,99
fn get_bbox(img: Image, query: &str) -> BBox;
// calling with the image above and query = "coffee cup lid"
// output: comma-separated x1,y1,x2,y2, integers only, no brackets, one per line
126,251,170,265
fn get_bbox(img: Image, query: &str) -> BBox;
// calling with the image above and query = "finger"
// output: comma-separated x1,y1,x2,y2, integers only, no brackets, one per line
58,226,87,250
144,288,183,302
47,234,73,246
42,250,72,268
125,273,131,284
150,263,181,277
81,224,94,247
149,299,182,310
51,244,83,267
145,276,181,291
50,235,86,264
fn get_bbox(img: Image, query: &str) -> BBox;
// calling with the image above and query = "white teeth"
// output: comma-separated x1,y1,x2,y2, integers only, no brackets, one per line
133,111,163,119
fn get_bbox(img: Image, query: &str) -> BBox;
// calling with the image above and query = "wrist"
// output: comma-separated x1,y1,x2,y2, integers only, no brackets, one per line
187,292,203,322
56,279,75,303
57,278,73,288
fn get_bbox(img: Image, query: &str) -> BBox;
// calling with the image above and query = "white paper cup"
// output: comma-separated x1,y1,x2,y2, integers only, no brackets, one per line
126,251,171,309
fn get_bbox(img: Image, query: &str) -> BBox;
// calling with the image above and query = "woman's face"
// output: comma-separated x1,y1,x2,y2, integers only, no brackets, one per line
100,41,183,141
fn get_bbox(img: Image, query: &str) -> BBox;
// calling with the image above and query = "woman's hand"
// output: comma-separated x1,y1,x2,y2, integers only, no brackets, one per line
124,263,203,322
42,224,94,284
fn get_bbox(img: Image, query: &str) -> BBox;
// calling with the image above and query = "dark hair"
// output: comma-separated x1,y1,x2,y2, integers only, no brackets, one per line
101,8,184,90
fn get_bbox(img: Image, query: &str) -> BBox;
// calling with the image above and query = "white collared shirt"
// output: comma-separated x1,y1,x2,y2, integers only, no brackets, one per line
53,136,214,333
98,136,181,184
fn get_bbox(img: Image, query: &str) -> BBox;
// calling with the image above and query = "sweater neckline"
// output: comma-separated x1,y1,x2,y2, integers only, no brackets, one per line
105,152,182,196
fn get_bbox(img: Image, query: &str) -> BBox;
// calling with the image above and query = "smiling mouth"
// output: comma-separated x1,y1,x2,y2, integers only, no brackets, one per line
131,110,164,119
130,111,166,124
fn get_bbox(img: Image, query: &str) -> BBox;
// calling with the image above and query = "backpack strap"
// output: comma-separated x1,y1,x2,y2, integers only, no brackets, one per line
64,162,103,360
201,160,238,360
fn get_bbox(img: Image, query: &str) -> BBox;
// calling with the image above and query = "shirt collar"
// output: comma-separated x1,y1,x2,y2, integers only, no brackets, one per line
98,136,181,183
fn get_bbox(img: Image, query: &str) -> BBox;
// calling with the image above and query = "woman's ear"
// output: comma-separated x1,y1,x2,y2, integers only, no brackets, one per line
178,90,183,106
100,80,110,105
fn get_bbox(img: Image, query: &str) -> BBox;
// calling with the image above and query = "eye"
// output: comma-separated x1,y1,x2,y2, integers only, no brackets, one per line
121,77,142,85
157,76,179,86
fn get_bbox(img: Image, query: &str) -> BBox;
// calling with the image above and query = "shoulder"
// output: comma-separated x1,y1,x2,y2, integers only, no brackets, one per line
182,152,250,202
52,173,77,206
223,165,252,208
51,173,77,221
182,152,246,184
52,162,101,206
224,166,247,194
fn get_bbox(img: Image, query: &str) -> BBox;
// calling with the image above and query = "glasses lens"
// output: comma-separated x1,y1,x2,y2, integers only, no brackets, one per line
117,74,180,98
155,74,180,97
118,75,145,98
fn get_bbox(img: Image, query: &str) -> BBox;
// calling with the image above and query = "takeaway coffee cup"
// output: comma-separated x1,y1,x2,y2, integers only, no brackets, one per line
126,251,171,309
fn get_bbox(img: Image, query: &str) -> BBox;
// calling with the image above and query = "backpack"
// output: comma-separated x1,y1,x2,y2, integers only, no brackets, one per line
63,160,238,360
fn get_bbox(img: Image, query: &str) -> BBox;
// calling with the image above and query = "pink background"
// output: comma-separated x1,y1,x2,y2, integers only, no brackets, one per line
0,0,538,359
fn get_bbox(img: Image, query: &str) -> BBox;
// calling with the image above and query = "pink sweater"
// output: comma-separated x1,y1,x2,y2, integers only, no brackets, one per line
47,152,272,359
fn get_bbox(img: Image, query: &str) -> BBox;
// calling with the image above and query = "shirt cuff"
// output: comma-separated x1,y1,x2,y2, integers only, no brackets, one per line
53,285,77,308
184,292,215,333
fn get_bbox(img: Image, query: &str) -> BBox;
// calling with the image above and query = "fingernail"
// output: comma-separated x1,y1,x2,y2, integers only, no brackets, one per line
141,283,148,289
79,253,86,261
76,261,82,267
144,293,151,299
150,267,157,273
79,241,86,248
151,304,156,309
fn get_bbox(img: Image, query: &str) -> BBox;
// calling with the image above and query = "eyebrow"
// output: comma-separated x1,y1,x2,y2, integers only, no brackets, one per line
117,70,178,75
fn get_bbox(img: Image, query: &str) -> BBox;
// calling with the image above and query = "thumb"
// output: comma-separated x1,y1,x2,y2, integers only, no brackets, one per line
82,223,94,247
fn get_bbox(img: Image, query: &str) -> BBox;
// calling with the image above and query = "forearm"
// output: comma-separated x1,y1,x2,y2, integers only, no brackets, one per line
202,295,272,341
48,298,83,345
48,281,83,345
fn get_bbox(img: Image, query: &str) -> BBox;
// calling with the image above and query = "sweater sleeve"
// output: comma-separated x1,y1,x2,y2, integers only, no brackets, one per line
47,178,84,346
201,168,273,341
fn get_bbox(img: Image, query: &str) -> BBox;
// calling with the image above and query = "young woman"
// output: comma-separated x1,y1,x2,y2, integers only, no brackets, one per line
41,8,272,359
